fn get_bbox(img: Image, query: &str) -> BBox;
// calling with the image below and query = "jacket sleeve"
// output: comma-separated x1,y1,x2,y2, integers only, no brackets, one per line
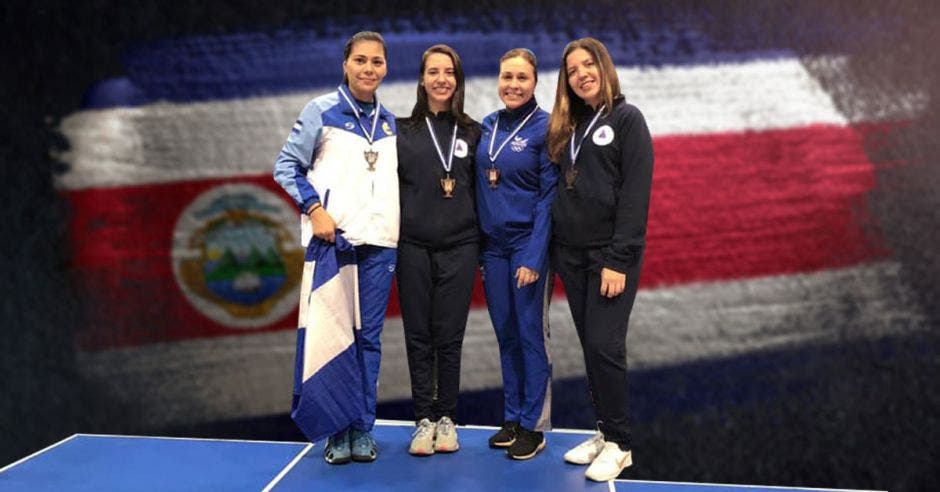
603,106,654,273
520,137,559,272
273,100,324,213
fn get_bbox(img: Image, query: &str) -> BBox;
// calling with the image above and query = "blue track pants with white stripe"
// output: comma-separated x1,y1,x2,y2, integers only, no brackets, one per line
481,244,552,431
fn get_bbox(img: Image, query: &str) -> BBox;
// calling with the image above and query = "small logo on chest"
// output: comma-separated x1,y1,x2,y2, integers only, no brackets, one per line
510,135,529,152
592,125,614,146
454,138,469,158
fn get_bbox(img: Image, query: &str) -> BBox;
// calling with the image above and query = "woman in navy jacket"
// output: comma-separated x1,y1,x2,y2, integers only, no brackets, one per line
547,37,654,482
475,48,558,460
396,44,481,457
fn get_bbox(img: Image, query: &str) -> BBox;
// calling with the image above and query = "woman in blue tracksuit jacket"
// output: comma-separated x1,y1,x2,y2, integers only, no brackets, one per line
475,48,559,461
272,31,398,466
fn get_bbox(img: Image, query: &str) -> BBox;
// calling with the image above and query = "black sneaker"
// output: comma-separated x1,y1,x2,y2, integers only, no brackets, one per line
507,427,545,460
488,421,520,448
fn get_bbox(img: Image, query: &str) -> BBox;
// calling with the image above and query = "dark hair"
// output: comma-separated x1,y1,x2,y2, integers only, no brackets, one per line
342,31,386,84
408,44,474,127
547,37,621,163
499,48,538,82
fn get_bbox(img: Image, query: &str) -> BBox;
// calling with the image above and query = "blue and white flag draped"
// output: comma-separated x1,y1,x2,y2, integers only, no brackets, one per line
291,234,363,443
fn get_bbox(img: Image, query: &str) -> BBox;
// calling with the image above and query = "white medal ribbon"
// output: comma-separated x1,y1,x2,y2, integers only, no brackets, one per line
339,85,382,145
569,104,606,164
425,116,459,174
488,105,539,163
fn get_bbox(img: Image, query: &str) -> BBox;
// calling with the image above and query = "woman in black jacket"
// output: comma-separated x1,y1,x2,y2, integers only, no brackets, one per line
396,44,481,457
546,37,654,482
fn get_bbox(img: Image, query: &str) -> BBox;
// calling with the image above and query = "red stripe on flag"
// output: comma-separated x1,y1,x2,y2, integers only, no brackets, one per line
68,177,292,350
67,124,889,350
642,123,890,286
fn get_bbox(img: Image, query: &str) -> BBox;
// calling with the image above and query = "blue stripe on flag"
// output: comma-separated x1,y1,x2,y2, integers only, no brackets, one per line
82,17,813,109
292,336,364,443
291,235,362,443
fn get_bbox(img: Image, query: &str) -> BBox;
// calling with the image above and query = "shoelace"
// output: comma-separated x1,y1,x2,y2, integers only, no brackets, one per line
437,418,455,436
595,443,627,466
413,421,435,438
328,433,345,446
577,432,603,450
352,431,374,447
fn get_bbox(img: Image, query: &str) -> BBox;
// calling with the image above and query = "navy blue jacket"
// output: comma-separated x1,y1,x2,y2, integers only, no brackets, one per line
397,111,481,249
552,96,654,273
475,98,558,270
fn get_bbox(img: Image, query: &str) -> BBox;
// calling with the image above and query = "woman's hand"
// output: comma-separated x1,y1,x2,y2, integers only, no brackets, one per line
515,266,540,288
309,206,336,243
600,267,626,298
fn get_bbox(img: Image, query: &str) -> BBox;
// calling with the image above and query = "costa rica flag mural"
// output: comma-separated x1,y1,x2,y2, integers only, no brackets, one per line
57,7,930,435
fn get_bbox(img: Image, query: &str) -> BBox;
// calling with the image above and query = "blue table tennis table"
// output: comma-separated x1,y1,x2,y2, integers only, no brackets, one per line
0,421,883,491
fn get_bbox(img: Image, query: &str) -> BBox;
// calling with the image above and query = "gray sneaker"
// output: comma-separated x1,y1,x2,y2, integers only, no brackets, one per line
323,429,351,465
433,416,459,453
409,418,436,456
350,429,377,462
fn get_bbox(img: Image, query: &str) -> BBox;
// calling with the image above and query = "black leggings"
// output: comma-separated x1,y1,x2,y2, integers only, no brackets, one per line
552,244,642,450
397,241,479,422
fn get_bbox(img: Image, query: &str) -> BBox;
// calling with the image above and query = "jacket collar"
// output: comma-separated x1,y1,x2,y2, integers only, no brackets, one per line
337,84,381,117
499,97,538,122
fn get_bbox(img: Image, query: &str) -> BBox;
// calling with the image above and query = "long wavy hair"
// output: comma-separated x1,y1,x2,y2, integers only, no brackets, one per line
342,31,386,85
408,44,474,128
546,37,621,163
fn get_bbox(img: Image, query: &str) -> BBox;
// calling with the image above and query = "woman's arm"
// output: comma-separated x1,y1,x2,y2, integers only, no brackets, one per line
273,100,326,213
517,136,559,286
603,105,654,275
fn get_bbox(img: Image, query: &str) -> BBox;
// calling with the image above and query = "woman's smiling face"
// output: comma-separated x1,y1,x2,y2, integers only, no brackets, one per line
343,40,387,101
566,47,602,108
498,56,537,110
422,52,457,113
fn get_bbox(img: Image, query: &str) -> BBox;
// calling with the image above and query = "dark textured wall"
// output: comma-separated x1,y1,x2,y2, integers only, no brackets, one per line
1,2,938,491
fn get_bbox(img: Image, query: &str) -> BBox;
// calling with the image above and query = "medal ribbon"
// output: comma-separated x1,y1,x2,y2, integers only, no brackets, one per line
568,104,606,164
425,117,459,174
487,105,539,163
339,85,382,145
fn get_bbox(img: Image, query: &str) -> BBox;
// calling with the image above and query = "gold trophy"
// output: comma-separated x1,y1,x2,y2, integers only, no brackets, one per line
441,175,456,198
364,149,379,171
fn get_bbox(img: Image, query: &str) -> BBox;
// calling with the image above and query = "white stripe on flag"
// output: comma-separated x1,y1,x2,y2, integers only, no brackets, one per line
300,259,358,381
56,57,927,191
75,261,930,427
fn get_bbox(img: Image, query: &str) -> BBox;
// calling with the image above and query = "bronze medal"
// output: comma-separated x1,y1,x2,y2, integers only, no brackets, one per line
339,85,383,171
441,175,456,198
425,117,459,198
566,105,605,191
487,167,500,189
565,166,578,190
487,106,539,191
364,149,379,171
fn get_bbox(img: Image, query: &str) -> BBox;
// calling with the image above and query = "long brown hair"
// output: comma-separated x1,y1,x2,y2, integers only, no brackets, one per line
342,31,386,85
409,44,474,127
547,37,621,163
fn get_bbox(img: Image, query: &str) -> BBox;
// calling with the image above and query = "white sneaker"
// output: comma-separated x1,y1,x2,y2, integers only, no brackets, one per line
563,432,605,465
585,442,633,482
409,418,436,456
433,416,459,452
